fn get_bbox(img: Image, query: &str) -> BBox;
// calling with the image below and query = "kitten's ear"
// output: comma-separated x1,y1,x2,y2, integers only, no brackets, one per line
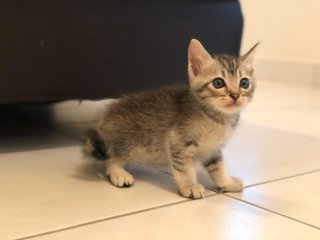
188,39,212,76
239,42,259,69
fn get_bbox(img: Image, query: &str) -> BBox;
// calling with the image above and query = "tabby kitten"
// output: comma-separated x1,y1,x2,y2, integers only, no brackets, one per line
84,39,258,199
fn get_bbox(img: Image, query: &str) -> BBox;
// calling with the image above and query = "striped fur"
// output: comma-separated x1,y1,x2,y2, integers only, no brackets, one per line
83,39,257,199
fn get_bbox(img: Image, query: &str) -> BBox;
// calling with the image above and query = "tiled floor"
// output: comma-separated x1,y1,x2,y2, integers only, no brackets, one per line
0,80,319,240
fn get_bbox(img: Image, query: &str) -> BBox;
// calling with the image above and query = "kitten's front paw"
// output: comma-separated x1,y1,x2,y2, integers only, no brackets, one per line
179,183,206,199
217,177,243,193
108,171,134,188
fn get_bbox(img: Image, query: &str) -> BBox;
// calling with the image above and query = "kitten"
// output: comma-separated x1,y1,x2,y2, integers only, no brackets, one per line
83,39,258,199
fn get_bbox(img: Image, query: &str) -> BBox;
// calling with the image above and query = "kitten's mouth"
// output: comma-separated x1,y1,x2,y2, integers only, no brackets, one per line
225,101,240,108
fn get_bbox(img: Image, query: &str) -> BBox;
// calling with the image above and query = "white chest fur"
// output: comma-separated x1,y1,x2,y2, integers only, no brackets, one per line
194,119,234,162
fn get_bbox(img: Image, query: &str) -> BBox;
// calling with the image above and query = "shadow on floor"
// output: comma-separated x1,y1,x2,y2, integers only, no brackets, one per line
72,161,179,195
0,106,79,154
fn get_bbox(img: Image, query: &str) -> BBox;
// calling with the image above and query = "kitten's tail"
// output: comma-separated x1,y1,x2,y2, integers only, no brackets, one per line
83,128,108,161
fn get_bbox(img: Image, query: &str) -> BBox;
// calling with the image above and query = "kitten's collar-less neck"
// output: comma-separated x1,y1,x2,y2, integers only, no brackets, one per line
199,104,232,124
198,101,239,125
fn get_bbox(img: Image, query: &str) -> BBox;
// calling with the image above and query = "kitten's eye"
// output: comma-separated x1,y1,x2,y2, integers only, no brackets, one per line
240,78,250,89
212,78,225,89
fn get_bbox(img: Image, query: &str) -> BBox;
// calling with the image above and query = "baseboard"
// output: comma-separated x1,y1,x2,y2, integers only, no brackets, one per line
254,57,320,88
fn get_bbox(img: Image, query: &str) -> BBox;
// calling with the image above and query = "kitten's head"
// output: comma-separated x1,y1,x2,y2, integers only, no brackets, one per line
188,39,258,114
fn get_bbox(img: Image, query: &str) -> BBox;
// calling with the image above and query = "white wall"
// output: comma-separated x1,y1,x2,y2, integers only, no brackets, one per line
240,0,320,87
240,0,320,63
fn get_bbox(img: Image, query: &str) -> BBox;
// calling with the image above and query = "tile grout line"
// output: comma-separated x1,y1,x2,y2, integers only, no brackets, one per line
16,201,188,240
159,169,222,194
244,169,320,189
224,194,320,231
204,169,320,194
161,166,320,193
159,169,218,194
4,106,320,237
13,169,320,239
16,192,218,240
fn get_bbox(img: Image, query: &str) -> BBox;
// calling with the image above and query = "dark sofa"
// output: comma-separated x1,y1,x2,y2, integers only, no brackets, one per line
0,0,243,103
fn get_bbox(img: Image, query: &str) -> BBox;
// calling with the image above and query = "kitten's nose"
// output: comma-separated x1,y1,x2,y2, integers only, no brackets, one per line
229,93,240,100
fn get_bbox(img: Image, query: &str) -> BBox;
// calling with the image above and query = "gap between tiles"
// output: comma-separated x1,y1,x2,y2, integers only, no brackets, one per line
16,170,320,240
243,169,320,189
202,169,320,196
159,168,220,194
223,194,320,231
159,164,320,195
16,193,219,240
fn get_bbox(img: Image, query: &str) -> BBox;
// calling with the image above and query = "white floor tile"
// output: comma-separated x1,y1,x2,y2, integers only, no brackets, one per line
0,147,205,240
243,109,320,139
228,171,320,228
164,123,320,190
1,80,320,240
225,123,320,185
28,195,320,240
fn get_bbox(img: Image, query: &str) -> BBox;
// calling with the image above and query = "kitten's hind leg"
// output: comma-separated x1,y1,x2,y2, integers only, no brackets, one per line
105,158,134,188
171,155,206,199
203,151,243,193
